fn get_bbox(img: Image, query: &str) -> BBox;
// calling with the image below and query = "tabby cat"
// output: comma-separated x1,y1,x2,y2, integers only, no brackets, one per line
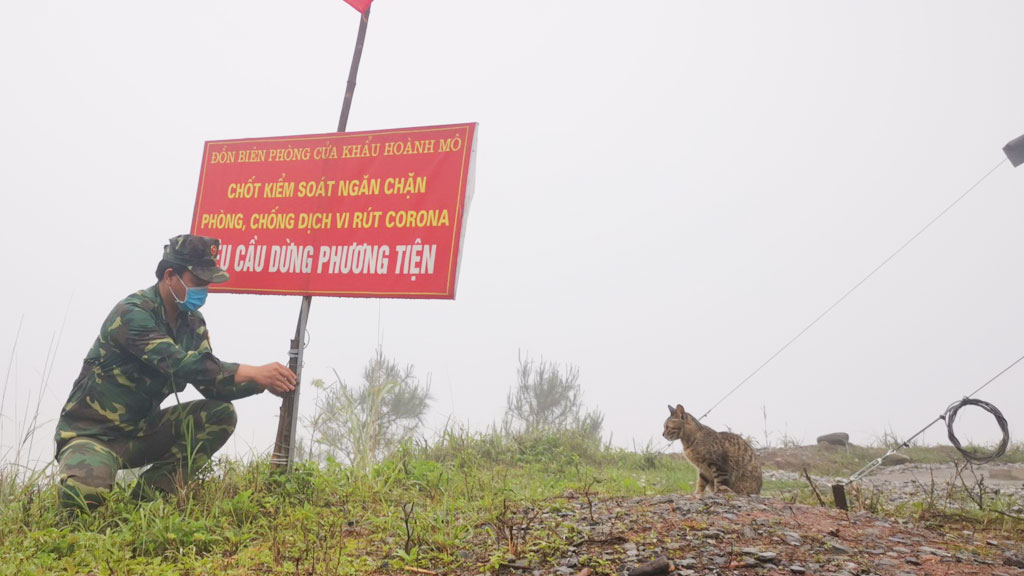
662,404,762,495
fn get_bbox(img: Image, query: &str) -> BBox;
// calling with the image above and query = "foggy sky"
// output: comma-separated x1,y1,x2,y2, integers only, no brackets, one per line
2,1,1023,469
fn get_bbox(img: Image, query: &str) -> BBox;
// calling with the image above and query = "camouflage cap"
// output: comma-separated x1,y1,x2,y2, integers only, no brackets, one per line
162,235,230,283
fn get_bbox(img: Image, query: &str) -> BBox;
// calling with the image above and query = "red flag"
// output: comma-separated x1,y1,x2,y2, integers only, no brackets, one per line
343,0,372,13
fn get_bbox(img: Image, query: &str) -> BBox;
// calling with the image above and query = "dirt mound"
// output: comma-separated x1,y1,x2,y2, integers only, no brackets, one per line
499,446,1024,576
492,491,1024,576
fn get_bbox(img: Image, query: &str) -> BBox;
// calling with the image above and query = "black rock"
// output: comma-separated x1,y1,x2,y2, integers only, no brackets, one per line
1003,554,1024,569
816,432,849,446
627,557,673,576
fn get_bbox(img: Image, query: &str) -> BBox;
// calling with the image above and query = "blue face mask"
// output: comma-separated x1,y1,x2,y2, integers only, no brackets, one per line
174,274,209,312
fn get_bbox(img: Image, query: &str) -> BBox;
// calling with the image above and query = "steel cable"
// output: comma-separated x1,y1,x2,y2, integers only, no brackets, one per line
700,157,1008,421
944,398,1009,464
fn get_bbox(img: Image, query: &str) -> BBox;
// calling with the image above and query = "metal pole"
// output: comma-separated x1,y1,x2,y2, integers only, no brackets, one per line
272,5,372,472
338,6,371,133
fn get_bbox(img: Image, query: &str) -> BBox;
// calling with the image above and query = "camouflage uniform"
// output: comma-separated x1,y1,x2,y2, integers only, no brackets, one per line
54,235,262,510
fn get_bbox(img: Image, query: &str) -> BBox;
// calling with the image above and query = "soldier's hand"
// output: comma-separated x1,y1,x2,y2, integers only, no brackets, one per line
237,362,297,395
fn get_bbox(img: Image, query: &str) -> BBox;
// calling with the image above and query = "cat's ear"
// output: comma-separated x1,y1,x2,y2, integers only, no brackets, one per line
667,404,675,415
675,404,685,415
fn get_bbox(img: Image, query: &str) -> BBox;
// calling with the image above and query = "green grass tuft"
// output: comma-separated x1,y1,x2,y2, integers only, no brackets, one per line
0,429,694,575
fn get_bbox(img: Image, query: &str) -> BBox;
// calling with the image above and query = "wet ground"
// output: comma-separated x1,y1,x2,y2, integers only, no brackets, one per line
478,459,1024,575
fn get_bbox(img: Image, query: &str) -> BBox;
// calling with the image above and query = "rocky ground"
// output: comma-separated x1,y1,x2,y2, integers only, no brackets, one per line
768,461,1024,517
480,456,1024,576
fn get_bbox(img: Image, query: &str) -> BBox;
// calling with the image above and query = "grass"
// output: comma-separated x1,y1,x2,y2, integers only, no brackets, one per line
5,423,1024,574
0,430,696,576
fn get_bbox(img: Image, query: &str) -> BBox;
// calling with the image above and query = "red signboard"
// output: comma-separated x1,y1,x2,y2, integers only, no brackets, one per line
190,123,477,299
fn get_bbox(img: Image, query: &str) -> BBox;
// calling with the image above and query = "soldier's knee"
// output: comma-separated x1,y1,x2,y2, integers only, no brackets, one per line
56,438,119,511
205,400,237,431
181,400,237,456
59,477,110,511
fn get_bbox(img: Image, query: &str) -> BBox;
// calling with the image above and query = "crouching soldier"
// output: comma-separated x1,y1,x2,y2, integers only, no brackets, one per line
54,234,296,511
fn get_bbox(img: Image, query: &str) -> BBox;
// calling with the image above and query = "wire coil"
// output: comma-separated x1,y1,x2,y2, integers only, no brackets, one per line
944,398,1009,464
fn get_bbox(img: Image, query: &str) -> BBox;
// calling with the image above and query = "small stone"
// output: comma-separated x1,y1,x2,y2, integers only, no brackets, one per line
739,547,760,555
919,546,950,557
1003,554,1024,569
555,567,574,575
783,532,803,546
676,558,697,569
881,453,911,466
756,552,778,563
825,540,854,555
788,566,806,574
905,557,922,566
627,557,673,576
891,546,910,554
710,556,728,566
665,542,683,551
840,562,859,572
675,571,695,576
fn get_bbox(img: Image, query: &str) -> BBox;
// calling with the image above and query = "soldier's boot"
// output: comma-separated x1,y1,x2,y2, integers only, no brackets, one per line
138,399,237,494
56,438,120,512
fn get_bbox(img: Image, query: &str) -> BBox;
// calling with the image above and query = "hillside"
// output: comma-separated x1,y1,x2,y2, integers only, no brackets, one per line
3,439,1024,575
